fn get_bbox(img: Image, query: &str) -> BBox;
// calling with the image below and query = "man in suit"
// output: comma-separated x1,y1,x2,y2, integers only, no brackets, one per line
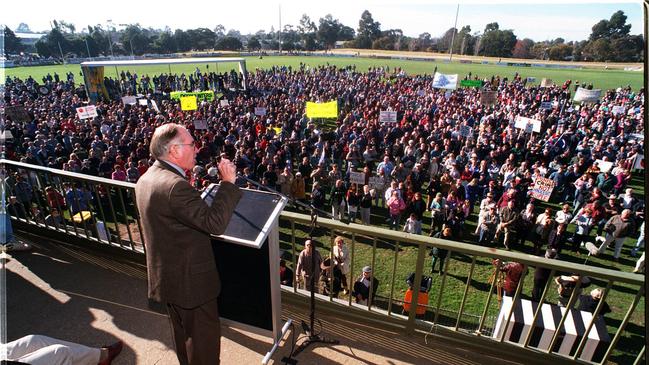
135,123,241,365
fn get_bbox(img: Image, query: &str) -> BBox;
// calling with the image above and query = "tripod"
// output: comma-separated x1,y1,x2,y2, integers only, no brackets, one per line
282,208,339,363
488,264,505,304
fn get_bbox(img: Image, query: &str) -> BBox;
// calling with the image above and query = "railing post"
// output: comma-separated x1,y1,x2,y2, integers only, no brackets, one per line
546,276,583,352
433,250,453,326
348,233,356,306
571,280,613,360
290,220,296,293
455,255,476,331
600,286,645,364
522,268,556,348
406,240,427,334
386,240,400,315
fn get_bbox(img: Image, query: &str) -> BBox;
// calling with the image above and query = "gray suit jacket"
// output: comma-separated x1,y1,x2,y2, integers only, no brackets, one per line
135,160,242,308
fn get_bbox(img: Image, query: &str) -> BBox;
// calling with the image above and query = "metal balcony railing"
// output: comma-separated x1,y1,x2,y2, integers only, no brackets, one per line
1,159,644,365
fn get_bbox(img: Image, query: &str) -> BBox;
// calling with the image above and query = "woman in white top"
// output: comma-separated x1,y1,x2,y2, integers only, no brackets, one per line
333,236,351,293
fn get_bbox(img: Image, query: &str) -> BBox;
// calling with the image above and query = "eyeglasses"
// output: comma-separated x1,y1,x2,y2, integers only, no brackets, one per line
173,141,195,148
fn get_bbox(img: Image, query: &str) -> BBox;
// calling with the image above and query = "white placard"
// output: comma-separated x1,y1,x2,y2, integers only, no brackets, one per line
151,100,160,113
432,72,458,89
379,111,397,123
611,106,625,115
574,87,602,102
254,107,267,116
368,176,384,190
527,77,536,83
594,159,613,173
514,116,542,133
460,125,473,137
349,171,365,185
138,99,148,106
540,101,553,110
220,99,230,107
76,105,98,119
122,96,137,105
193,120,208,130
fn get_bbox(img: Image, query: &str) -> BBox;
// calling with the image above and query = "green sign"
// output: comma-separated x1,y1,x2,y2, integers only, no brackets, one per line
460,79,484,88
170,91,215,102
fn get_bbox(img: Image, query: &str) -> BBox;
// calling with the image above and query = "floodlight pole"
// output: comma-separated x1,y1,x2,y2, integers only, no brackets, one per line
106,20,115,59
449,4,459,62
278,4,282,53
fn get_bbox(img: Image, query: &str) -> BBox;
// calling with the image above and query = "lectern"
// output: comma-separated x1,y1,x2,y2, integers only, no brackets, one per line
201,184,290,363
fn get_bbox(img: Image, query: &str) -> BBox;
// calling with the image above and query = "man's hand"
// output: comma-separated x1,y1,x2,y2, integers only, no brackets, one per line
218,158,237,184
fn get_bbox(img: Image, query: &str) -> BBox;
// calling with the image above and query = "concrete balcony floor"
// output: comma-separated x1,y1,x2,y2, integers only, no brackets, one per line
4,232,528,365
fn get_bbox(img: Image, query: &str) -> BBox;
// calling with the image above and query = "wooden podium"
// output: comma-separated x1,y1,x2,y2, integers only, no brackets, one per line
201,184,290,363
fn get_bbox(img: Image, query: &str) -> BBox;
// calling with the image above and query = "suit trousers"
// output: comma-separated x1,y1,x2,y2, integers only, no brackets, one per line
167,298,221,365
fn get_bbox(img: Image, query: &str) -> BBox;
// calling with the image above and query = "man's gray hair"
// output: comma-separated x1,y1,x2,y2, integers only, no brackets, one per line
150,123,183,160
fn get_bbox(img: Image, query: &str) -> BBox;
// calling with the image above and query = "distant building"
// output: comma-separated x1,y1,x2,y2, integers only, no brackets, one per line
15,32,47,51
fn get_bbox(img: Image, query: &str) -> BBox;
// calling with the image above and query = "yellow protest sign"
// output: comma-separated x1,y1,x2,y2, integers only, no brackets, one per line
306,100,338,118
273,127,282,135
180,96,197,111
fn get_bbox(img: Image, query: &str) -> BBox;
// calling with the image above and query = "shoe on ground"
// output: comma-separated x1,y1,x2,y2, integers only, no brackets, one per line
98,340,123,365
5,241,32,252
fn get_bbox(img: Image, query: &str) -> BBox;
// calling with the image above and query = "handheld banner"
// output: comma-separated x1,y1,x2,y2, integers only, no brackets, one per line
306,101,338,118
432,72,458,89
76,105,98,119
530,177,555,202
379,111,398,123
574,88,601,102
460,79,483,88
514,116,542,133
180,96,198,111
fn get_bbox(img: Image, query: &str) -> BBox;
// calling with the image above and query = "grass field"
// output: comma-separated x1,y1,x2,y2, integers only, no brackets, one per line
4,55,644,91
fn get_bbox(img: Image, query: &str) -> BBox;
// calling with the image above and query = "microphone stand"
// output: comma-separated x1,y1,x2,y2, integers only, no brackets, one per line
232,174,340,363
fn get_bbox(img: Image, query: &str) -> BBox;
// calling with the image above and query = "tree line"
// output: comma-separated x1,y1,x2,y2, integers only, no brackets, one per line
4,10,643,63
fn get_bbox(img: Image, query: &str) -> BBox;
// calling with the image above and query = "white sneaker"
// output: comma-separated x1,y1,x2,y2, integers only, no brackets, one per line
5,241,32,252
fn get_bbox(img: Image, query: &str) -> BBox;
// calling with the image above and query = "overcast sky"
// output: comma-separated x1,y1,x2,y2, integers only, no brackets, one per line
2,0,644,42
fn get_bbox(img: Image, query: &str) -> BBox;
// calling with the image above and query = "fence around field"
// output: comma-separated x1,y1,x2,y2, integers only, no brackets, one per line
1,159,644,365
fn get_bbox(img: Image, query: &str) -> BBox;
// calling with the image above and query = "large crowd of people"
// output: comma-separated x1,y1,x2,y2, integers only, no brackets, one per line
3,63,645,277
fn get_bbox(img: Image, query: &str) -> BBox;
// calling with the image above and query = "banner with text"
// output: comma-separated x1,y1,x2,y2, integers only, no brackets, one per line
530,177,555,202
432,72,458,89
254,107,267,116
76,105,98,119
379,111,398,123
180,96,198,111
573,87,602,102
514,116,542,133
170,91,215,102
480,91,498,106
306,100,338,118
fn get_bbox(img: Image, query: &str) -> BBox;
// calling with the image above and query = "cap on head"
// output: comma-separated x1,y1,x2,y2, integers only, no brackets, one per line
362,266,372,273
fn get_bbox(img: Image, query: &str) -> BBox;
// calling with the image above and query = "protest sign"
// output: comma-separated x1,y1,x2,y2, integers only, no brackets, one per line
594,159,613,173
540,78,552,87
121,96,137,105
193,120,208,130
540,101,553,110
306,101,338,118
76,105,98,119
514,116,542,133
633,154,644,170
460,125,473,138
417,89,426,96
254,107,267,116
368,176,384,190
4,106,31,122
170,91,215,102
349,171,365,185
460,79,483,88
530,177,555,202
611,106,625,115
527,77,536,83
220,99,229,107
573,87,602,102
151,100,159,113
480,91,498,106
180,96,197,111
379,111,398,123
432,73,458,89
138,99,148,106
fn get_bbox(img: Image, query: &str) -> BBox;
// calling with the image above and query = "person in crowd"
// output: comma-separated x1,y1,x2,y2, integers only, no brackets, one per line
555,274,590,307
517,203,536,247
346,184,361,222
495,259,527,297
532,248,558,301
330,179,347,220
631,221,644,258
279,259,294,287
534,208,555,255
319,253,343,297
359,184,373,225
403,213,422,235
333,236,351,294
569,208,593,253
578,288,612,315
596,209,636,261
429,227,452,274
310,181,325,212
352,266,379,306
547,223,569,254
386,189,406,230
497,200,518,250
296,239,323,293
477,205,499,246
429,192,447,234
290,172,306,203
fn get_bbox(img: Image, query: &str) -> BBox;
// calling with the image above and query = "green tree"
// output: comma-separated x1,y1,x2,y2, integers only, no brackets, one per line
548,43,573,60
298,14,318,51
247,36,261,51
582,38,612,61
215,36,242,51
479,23,516,57
356,10,381,49
589,10,631,40
153,31,177,53
4,27,24,56
174,29,191,52
317,14,343,49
